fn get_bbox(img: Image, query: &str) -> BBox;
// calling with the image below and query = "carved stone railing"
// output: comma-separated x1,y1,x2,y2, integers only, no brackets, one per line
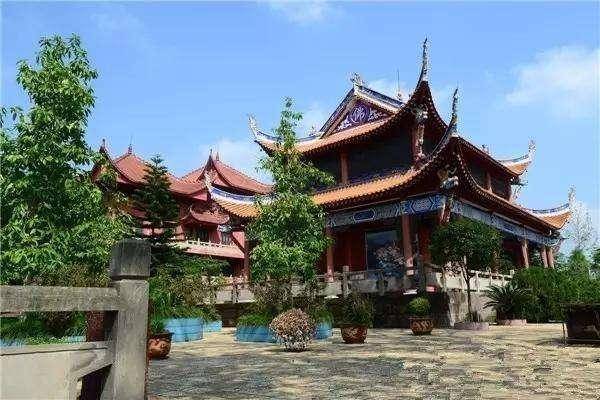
214,263,513,304
0,239,150,400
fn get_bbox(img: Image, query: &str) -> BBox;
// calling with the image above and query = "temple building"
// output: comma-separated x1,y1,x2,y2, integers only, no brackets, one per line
95,145,270,278
208,40,572,285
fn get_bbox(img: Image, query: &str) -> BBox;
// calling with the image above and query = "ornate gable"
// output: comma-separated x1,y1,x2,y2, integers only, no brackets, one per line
333,100,391,133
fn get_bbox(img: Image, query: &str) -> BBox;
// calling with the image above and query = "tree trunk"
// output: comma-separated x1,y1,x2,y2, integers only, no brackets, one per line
463,268,473,322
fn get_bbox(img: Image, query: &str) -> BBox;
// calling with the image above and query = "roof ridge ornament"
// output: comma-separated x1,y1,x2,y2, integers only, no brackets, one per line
449,87,459,135
528,139,536,156
350,72,363,88
417,38,429,84
248,114,259,138
568,186,576,208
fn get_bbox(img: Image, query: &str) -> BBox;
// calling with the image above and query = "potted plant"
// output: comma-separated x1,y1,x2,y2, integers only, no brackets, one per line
147,317,173,360
484,282,529,326
407,297,434,335
270,309,315,351
339,292,373,344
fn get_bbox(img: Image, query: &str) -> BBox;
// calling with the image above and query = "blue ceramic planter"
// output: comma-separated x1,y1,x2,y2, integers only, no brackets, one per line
0,338,24,347
314,322,333,339
235,325,276,343
202,319,222,333
164,318,204,342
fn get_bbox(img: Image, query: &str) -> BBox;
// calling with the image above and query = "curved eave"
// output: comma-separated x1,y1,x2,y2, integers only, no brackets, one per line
456,145,566,232
527,204,571,229
458,138,521,178
498,153,533,175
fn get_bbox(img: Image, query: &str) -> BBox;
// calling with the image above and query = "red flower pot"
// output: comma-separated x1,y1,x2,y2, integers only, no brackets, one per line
409,316,434,335
147,332,173,360
340,325,368,344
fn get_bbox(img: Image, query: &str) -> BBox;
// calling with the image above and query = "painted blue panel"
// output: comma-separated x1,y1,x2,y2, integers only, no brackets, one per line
164,318,204,342
202,320,222,333
235,325,276,343
314,322,333,339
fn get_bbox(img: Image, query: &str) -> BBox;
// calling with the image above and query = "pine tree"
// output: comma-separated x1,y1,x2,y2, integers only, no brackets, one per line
132,155,179,257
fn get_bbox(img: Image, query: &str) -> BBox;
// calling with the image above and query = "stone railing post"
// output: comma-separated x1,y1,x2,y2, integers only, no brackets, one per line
102,239,150,400
342,265,350,298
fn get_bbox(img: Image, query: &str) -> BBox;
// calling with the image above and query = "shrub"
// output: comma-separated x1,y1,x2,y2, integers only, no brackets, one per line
512,266,600,322
340,292,373,327
483,283,530,320
407,297,431,317
150,316,166,335
269,309,315,351
237,313,273,327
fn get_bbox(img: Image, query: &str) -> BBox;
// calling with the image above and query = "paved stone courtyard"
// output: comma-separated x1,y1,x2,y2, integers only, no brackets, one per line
148,324,600,399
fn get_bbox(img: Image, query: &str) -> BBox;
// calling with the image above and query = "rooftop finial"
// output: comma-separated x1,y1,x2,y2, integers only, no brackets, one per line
449,87,459,134
528,139,536,155
128,133,133,154
350,72,363,87
248,114,259,137
215,151,219,161
396,68,404,102
568,186,576,206
100,138,106,150
418,38,429,84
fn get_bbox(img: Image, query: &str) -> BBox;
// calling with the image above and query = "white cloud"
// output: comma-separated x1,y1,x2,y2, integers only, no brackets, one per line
200,137,272,183
90,5,155,55
506,46,599,118
267,0,334,25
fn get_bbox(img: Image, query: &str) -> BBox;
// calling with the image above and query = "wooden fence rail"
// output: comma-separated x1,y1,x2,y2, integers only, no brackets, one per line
0,239,150,400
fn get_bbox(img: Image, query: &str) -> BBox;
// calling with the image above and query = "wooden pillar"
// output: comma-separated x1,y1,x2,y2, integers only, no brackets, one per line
340,151,348,184
539,245,548,268
325,227,334,282
520,238,529,268
401,214,413,269
547,246,555,268
243,238,250,281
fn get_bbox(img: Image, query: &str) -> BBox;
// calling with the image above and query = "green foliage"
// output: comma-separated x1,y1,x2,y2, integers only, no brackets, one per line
430,218,502,272
248,98,333,283
430,218,502,320
511,265,600,322
340,292,373,327
483,282,531,319
132,154,179,249
1,312,86,343
564,248,591,275
237,312,273,327
149,316,166,335
407,297,431,317
1,35,129,285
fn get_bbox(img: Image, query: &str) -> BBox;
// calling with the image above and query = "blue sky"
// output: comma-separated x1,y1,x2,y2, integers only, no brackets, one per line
2,1,599,247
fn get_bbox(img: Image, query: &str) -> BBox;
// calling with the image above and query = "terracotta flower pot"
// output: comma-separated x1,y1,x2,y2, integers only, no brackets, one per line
409,316,434,335
340,325,368,344
147,332,173,360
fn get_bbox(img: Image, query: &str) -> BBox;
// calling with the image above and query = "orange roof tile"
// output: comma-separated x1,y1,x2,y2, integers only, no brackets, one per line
313,169,419,206
110,152,205,195
212,198,258,218
181,155,271,194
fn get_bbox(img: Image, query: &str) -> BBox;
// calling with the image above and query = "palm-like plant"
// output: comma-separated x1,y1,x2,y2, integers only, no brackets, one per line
484,282,530,320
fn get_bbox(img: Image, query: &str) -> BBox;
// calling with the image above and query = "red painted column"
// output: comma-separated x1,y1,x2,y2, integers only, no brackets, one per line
326,227,334,282
243,237,250,281
340,152,349,185
540,245,548,268
520,239,529,269
402,215,413,269
547,246,555,269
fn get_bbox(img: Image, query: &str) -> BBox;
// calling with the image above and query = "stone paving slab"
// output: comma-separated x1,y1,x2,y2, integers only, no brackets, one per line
148,324,600,399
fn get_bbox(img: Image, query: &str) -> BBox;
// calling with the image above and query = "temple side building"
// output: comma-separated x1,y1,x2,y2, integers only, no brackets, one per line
208,40,572,286
95,146,270,278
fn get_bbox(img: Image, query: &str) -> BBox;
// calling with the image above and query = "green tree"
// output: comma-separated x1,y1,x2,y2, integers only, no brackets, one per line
591,247,600,276
565,248,591,276
1,35,128,285
132,155,179,249
248,98,333,288
430,218,502,321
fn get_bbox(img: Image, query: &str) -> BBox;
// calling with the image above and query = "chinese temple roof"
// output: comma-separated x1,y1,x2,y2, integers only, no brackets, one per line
99,145,270,198
181,151,271,195
497,140,536,175
213,83,571,233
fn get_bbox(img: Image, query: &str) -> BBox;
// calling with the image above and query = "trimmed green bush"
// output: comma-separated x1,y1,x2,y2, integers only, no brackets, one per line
483,283,530,320
407,297,431,317
237,313,273,327
339,292,373,326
